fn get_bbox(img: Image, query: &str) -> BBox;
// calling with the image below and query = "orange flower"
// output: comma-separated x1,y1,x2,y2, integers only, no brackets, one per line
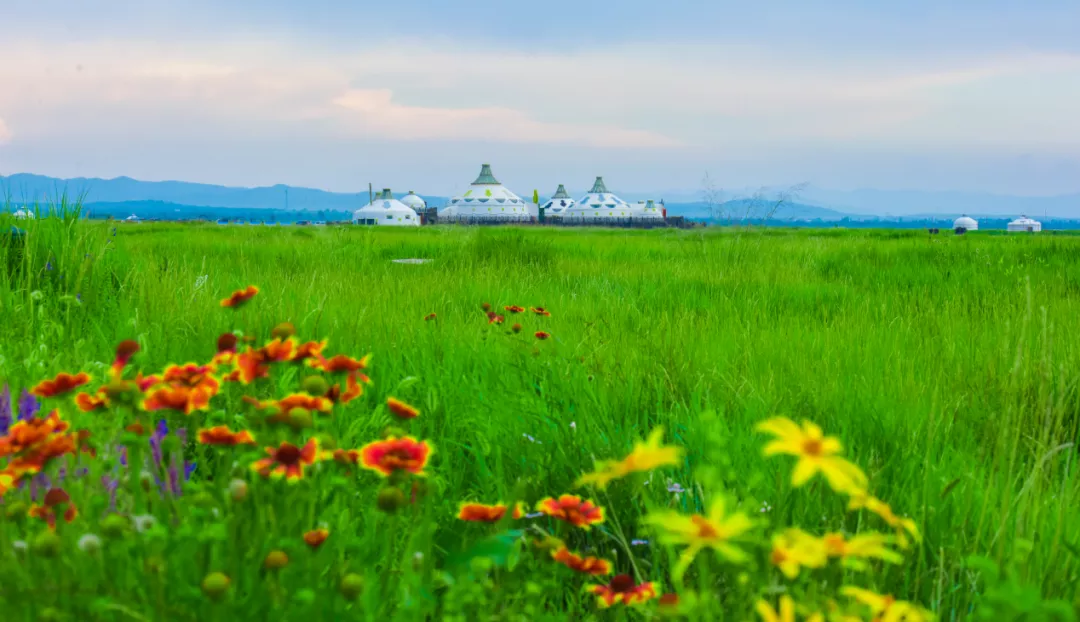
504,305,526,313
487,312,505,325
142,385,213,415
589,575,657,608
74,389,109,412
221,285,259,308
292,340,327,363
552,547,612,576
277,393,334,414
233,349,270,384
251,439,320,481
312,353,370,375
303,528,329,549
386,397,419,420
531,307,551,316
424,313,437,321
0,410,70,457
28,487,78,530
535,331,551,340
359,437,431,477
30,372,91,398
111,340,141,378
330,449,361,465
536,495,605,529
262,338,297,363
134,373,162,392
163,363,220,392
457,502,524,523
198,426,256,446
126,421,149,435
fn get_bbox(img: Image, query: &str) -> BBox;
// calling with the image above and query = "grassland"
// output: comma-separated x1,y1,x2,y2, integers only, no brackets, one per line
1,215,1078,620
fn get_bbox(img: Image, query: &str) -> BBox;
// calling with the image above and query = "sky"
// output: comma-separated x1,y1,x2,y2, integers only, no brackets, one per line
1,0,1079,198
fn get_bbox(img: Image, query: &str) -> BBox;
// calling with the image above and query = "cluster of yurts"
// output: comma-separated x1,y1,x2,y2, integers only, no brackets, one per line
351,164,666,227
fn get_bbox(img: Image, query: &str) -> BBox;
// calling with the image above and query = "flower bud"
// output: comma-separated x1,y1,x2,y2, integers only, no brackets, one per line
288,407,313,430
78,533,103,555
512,323,522,334
376,486,406,514
264,550,289,571
145,555,166,575
101,514,130,539
481,302,492,312
339,573,364,601
228,479,249,502
301,375,329,397
31,530,62,557
201,572,231,601
5,500,28,522
270,322,296,340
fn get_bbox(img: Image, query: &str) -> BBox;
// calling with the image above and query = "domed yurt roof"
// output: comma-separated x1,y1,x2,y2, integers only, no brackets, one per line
441,164,528,218
353,188,420,226
953,215,978,230
562,177,663,220
400,191,426,210
1007,215,1042,232
541,184,575,213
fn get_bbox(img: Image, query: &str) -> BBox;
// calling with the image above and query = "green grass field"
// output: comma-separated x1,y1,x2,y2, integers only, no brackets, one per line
1,214,1078,620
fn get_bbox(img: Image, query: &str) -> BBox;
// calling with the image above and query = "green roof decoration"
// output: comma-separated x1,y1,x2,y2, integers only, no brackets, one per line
472,163,501,185
379,188,393,200
589,177,609,193
552,184,571,199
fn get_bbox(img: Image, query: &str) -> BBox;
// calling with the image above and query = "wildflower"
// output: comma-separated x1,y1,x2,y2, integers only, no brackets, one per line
552,547,612,576
111,340,141,378
359,437,431,477
142,384,213,415
769,528,828,579
535,331,551,340
30,372,91,398
17,389,41,421
329,448,361,465
277,393,334,414
221,285,259,308
312,353,370,375
840,587,933,622
823,532,903,568
251,439,321,481
201,572,231,601
387,397,419,420
197,426,256,447
756,417,868,495
303,528,329,549
531,307,551,316
589,574,657,608
847,493,921,546
214,333,239,364
12,540,28,554
631,539,649,547
756,595,825,622
522,433,541,444
293,340,327,364
511,323,522,333
74,389,109,412
0,410,70,456
643,497,754,579
457,502,524,523
28,488,78,529
487,312,504,325
78,533,102,554
325,371,364,405
162,363,220,393
505,305,525,313
667,481,686,494
481,302,492,312
264,550,289,570
536,495,605,529
576,427,682,489
0,385,12,435
228,479,249,501
424,313,437,321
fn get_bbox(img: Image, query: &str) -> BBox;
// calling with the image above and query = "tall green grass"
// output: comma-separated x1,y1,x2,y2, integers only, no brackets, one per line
1,217,1078,619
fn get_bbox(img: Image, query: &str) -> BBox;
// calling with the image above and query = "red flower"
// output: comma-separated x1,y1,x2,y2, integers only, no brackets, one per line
251,439,320,481
589,575,657,608
531,307,551,316
330,449,361,465
198,426,256,446
312,353,370,375
487,312,505,325
303,528,329,549
134,373,162,392
359,437,431,477
457,502,524,523
552,547,612,576
74,389,109,412
504,305,525,313
111,340,141,378
163,363,220,391
221,285,259,308
31,372,91,398
536,495,605,529
28,487,78,530
481,302,492,312
292,340,327,363
424,313,437,321
386,397,419,420
511,323,522,333
0,410,70,457
277,393,334,414
534,331,551,340
142,385,213,415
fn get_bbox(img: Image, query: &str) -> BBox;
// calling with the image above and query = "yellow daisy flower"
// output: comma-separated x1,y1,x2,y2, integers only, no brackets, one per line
576,427,682,489
770,528,829,579
756,417,868,495
643,497,754,579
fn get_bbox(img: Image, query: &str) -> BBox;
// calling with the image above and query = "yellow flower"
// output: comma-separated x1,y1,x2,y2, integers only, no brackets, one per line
756,417,868,495
770,528,828,579
847,492,921,547
756,595,825,622
643,497,754,579
576,427,682,489
840,587,935,622
824,532,903,570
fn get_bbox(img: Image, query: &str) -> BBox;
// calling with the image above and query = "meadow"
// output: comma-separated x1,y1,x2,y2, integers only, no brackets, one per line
1,213,1078,620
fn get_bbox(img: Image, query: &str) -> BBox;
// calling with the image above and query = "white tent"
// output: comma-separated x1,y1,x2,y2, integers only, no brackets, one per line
952,215,977,231
353,189,421,227
562,177,664,221
439,164,529,220
1007,216,1041,232
400,191,427,211
125,213,141,223
541,184,575,215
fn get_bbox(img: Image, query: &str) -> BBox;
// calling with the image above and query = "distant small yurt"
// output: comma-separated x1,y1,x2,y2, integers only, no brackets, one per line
1007,215,1041,233
353,188,421,227
400,191,427,211
541,184,575,215
125,213,141,224
953,215,977,233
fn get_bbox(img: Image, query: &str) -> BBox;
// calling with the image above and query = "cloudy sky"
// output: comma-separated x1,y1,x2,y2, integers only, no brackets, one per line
1,0,1079,196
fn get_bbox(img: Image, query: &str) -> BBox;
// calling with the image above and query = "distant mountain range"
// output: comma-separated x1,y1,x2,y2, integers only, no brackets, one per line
3,172,1079,221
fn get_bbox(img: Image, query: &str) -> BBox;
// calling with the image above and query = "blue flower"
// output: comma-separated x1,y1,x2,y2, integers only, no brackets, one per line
0,384,12,435
17,389,40,421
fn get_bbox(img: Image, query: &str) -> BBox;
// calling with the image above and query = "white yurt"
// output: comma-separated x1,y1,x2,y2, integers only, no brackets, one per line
352,189,421,227
400,191,427,211
1007,215,1041,233
953,215,977,231
632,200,665,218
439,164,529,220
125,213,141,223
541,184,575,215
562,177,664,221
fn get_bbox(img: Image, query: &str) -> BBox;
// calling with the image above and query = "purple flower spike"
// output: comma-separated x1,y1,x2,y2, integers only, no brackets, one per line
184,462,196,480
17,390,40,421
0,384,12,436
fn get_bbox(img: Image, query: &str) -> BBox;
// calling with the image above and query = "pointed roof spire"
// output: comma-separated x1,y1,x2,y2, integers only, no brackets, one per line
379,188,393,200
552,184,571,199
589,176,608,193
472,164,500,185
